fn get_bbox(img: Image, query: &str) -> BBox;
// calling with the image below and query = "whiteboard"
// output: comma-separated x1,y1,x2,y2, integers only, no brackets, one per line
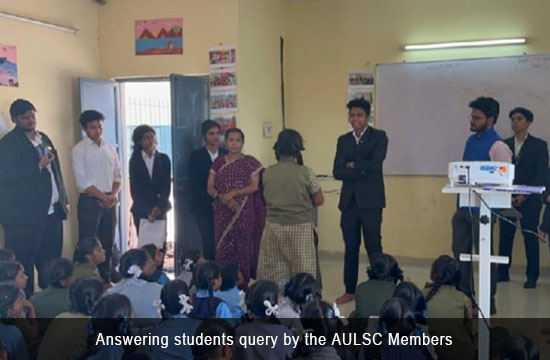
376,55,550,175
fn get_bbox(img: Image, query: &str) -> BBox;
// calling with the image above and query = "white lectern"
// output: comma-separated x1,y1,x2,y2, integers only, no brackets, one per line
442,184,544,360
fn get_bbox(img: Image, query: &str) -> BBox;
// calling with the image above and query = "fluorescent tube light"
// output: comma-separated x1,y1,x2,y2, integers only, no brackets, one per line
404,38,526,51
0,11,79,34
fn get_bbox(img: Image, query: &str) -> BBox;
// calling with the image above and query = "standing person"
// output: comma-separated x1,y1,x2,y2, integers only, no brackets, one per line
497,107,548,289
540,167,550,240
332,98,388,305
207,128,266,288
257,129,324,288
452,96,512,314
0,99,69,296
190,120,227,260
129,125,171,237
72,110,122,283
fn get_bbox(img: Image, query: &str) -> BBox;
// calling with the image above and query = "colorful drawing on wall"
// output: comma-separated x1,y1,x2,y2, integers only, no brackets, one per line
210,92,238,113
209,68,237,91
0,44,19,87
135,18,183,55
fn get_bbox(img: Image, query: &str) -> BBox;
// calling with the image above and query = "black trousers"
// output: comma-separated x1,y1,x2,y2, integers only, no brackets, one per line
452,209,497,299
195,209,216,261
340,204,383,294
4,209,63,296
498,199,541,282
78,194,116,282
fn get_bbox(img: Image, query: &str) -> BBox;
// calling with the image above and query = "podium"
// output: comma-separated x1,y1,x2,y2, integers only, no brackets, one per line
442,184,544,360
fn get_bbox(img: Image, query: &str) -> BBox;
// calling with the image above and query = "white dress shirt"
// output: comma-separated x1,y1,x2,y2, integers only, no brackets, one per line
514,133,529,158
142,150,155,179
208,148,219,162
29,131,59,215
352,126,368,144
72,137,122,193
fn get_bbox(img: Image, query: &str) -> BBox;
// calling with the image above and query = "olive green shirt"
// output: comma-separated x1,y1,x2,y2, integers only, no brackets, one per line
30,286,69,319
262,158,322,225
72,262,101,282
354,279,396,318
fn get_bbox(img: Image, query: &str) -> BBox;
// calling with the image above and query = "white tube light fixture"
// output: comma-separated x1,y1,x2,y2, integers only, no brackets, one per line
404,38,526,51
0,11,79,34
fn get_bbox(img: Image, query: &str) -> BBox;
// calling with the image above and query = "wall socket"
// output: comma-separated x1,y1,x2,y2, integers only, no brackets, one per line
263,121,272,138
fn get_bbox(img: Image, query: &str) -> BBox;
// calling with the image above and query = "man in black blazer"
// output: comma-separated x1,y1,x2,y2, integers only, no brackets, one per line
333,98,388,304
189,120,227,260
0,99,69,295
498,107,549,289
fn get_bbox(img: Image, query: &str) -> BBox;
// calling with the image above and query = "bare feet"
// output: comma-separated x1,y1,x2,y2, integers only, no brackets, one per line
335,293,355,305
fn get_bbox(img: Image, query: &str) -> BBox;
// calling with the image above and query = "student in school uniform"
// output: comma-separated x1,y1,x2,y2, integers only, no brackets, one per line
190,120,227,260
0,284,30,360
30,258,74,331
233,280,295,360
424,255,475,360
72,109,122,283
105,249,162,319
38,277,104,360
190,261,233,319
177,250,203,288
0,99,70,295
141,243,170,285
72,237,106,283
257,129,324,289
151,280,202,360
191,319,235,360
216,261,244,319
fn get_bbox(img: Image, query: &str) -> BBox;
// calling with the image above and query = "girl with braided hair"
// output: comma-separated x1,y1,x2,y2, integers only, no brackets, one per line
360,297,434,360
234,280,295,359
38,277,104,360
257,129,324,288
191,261,233,319
0,283,29,360
423,255,474,360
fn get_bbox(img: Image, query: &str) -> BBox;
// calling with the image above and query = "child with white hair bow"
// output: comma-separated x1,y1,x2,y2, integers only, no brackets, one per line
105,249,162,319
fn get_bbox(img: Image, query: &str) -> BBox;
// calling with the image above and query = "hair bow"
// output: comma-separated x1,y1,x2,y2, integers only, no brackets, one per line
263,300,279,317
127,264,142,279
178,294,194,314
332,303,345,319
183,259,194,272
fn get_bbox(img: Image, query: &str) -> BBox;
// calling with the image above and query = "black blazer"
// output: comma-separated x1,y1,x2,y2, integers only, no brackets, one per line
189,146,228,215
333,127,388,211
541,167,550,232
129,151,172,219
0,127,69,224
504,134,549,203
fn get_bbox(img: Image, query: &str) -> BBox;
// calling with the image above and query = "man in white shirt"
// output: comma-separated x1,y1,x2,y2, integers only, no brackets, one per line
0,99,70,295
72,110,122,282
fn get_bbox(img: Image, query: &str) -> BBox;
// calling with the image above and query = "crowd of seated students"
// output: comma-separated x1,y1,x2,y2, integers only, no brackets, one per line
0,245,541,360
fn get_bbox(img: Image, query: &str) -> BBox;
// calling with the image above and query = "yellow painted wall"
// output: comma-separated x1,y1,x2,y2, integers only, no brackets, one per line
284,0,550,268
0,0,100,256
98,0,239,78
237,0,286,165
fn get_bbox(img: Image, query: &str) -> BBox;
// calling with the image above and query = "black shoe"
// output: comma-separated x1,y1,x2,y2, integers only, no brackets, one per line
497,273,510,283
523,280,537,289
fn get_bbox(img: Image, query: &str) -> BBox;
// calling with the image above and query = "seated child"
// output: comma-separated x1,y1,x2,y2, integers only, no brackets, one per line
499,335,539,360
192,319,235,360
72,237,105,283
0,283,29,360
190,261,233,319
177,250,203,288
142,243,170,285
31,258,74,319
216,261,244,319
424,255,474,360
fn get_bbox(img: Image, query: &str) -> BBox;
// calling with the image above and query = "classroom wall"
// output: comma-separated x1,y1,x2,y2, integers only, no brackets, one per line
98,0,239,78
0,0,101,256
237,0,286,165
283,0,550,268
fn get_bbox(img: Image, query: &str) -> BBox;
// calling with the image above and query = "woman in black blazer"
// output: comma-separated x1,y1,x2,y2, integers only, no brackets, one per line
129,125,172,236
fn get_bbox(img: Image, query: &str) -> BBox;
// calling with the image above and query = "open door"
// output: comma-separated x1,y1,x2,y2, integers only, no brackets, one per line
78,77,128,253
170,74,210,275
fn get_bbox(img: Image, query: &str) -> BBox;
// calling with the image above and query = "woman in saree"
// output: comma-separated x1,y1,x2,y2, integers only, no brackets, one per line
207,128,266,289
